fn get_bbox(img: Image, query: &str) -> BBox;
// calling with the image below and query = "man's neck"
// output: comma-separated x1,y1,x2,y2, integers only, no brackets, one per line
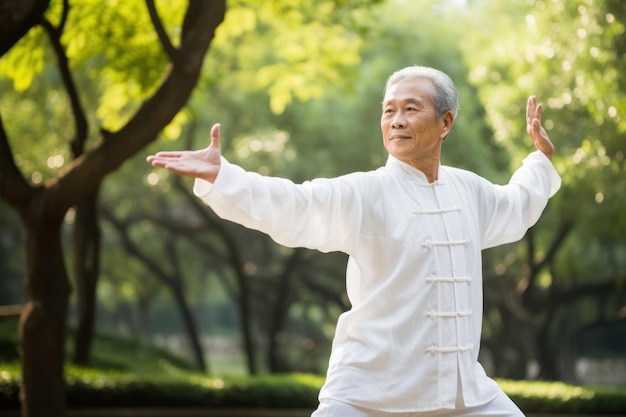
406,159,439,183
398,148,441,183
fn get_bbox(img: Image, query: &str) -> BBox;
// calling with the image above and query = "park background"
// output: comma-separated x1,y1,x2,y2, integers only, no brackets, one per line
0,0,625,416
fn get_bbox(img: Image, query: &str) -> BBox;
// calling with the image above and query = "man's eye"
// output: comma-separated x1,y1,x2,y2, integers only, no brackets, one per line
384,108,394,114
407,106,417,112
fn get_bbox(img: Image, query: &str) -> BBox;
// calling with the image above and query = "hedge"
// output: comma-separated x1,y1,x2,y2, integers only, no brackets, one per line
0,363,322,410
500,379,626,415
1,364,625,414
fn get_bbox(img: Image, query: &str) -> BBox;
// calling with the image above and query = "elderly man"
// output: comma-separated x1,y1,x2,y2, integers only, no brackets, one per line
147,66,560,417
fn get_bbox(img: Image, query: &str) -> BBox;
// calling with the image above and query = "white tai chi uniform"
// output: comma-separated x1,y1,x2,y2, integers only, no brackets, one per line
193,151,561,416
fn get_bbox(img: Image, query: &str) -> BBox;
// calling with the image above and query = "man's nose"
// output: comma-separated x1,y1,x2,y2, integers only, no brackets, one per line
391,112,406,128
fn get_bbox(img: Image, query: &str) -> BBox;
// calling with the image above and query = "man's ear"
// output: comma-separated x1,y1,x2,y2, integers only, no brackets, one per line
440,111,455,141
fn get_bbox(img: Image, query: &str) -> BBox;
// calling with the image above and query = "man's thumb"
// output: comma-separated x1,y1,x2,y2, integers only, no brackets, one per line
210,123,221,148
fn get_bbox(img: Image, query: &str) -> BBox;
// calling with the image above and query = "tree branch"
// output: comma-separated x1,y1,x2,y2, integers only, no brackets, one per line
101,206,176,287
0,114,32,210
145,0,177,62
49,0,226,212
40,16,89,157
532,221,574,279
172,176,245,272
0,0,50,57
59,0,69,32
551,277,625,306
525,220,575,291
299,267,350,311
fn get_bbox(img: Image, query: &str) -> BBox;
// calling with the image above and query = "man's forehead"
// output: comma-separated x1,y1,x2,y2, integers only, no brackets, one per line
383,78,434,105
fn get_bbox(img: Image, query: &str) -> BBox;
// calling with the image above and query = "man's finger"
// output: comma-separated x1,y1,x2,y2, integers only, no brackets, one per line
535,102,543,122
210,123,221,148
526,96,535,122
533,118,542,136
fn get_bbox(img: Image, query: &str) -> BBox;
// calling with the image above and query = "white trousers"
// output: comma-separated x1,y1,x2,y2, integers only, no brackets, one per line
311,389,525,417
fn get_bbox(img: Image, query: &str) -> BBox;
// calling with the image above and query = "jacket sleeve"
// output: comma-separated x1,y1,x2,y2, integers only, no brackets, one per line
193,157,363,254
479,151,561,249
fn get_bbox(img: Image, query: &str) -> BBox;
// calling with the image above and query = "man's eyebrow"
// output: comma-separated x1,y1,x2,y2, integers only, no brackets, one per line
382,97,425,106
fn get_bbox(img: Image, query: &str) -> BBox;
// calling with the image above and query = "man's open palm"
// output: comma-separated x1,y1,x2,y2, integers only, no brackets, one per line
147,123,222,183
526,96,555,160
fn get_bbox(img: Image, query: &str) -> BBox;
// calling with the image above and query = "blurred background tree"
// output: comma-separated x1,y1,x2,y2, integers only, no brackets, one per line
460,0,626,381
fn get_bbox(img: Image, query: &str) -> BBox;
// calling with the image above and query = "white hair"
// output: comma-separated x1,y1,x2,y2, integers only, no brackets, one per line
384,66,459,119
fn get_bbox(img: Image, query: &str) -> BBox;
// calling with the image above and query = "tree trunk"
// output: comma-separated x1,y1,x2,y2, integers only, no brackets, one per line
536,306,559,380
267,249,302,373
19,211,71,417
72,188,101,365
234,263,257,374
267,274,290,373
171,283,207,373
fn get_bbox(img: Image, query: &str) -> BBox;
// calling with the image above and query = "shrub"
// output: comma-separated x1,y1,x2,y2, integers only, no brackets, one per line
0,366,323,410
500,379,626,414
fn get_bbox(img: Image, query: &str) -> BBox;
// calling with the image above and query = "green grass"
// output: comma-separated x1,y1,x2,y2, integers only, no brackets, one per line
68,330,199,375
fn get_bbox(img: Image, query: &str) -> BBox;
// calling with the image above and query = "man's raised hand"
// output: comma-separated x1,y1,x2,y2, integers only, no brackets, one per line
526,96,555,160
147,123,222,183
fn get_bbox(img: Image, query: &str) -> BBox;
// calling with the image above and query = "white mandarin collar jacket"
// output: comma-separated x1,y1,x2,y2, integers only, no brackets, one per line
193,151,561,412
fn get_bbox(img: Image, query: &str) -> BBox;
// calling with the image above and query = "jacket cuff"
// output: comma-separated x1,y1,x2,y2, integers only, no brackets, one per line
192,156,229,198
524,150,562,197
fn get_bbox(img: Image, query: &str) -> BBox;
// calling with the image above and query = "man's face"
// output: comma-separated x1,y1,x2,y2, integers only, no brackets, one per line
381,77,452,165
